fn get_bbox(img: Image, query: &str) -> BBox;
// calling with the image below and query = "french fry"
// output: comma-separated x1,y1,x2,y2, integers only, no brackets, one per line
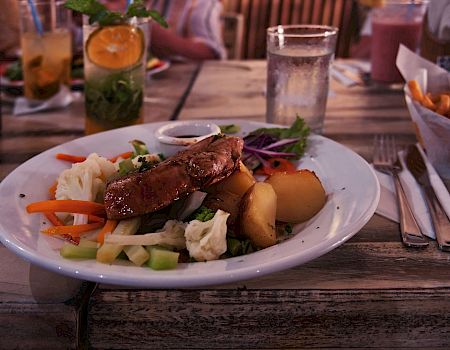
408,80,424,102
436,95,450,115
421,94,437,111
426,92,440,104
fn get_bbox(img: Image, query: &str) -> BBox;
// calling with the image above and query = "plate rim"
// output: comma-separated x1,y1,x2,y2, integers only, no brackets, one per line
0,119,380,288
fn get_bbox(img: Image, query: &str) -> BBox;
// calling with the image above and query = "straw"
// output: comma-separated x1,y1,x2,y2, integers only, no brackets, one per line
27,0,44,36
126,0,133,10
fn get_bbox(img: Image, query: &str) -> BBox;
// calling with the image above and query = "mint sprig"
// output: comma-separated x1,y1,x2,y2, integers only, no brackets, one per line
65,0,168,27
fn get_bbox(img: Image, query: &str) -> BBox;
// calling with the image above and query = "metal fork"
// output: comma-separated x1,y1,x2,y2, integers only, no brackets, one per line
373,135,429,247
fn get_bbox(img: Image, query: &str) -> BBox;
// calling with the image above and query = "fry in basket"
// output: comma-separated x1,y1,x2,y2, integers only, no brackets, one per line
408,80,423,102
421,94,437,111
436,94,450,116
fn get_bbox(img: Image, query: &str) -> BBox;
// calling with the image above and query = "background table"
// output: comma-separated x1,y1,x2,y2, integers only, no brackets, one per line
1,60,450,349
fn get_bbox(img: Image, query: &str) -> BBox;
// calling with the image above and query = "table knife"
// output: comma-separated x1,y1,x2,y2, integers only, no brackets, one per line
406,144,450,251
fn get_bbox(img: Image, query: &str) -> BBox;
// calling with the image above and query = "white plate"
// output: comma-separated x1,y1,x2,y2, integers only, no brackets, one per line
147,60,170,77
0,120,379,288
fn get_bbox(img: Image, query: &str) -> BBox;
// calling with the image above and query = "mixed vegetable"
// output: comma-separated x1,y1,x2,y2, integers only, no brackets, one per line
25,118,325,271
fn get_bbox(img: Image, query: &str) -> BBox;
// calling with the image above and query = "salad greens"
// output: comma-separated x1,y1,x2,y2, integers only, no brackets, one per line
220,124,241,134
243,116,310,170
64,0,168,27
191,206,216,222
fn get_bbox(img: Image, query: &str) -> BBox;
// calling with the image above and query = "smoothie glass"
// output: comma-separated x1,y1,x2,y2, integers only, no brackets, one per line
266,25,338,134
19,0,72,100
83,17,149,135
371,0,428,84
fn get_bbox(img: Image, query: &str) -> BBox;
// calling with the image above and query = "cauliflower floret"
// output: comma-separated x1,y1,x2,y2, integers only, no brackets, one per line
184,210,230,261
55,153,116,224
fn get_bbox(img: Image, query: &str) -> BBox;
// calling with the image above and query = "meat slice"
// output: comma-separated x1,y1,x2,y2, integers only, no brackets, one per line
104,135,243,219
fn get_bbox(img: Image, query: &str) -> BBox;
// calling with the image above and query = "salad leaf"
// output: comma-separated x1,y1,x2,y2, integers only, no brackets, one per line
245,116,309,160
64,0,168,27
5,61,23,81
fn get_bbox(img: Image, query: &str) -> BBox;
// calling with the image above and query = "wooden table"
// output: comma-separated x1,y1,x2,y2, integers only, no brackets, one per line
1,60,450,349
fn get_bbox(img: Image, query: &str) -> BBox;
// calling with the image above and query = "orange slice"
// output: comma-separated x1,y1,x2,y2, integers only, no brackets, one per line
86,24,144,70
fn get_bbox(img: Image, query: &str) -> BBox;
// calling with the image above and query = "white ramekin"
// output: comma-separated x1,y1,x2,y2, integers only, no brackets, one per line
155,121,221,157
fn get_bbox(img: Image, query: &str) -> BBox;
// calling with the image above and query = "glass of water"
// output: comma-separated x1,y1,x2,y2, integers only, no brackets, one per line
266,25,338,134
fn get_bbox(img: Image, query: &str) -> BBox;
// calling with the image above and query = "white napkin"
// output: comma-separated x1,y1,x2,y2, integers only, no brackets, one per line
13,85,80,116
375,144,450,240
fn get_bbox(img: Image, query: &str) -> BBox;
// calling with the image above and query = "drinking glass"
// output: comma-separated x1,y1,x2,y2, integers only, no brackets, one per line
266,25,338,134
19,0,72,100
83,17,150,135
371,0,428,84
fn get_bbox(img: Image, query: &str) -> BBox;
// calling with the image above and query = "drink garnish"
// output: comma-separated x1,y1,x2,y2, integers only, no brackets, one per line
64,0,167,27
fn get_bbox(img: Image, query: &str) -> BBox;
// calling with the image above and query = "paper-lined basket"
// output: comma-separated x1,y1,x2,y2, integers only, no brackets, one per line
396,45,450,185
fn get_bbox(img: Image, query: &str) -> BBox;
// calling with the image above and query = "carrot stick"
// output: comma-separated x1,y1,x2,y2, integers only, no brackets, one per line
88,215,105,223
26,200,106,216
55,153,87,163
42,221,104,237
49,181,58,200
97,219,118,244
109,151,133,163
44,212,64,226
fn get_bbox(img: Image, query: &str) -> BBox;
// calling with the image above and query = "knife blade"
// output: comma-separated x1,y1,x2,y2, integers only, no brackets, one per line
406,144,450,251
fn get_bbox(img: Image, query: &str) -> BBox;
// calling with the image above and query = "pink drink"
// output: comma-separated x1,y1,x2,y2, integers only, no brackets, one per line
371,20,422,83
370,1,427,84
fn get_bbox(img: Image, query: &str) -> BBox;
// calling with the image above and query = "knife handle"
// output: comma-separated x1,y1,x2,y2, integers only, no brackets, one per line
423,185,450,251
393,172,428,247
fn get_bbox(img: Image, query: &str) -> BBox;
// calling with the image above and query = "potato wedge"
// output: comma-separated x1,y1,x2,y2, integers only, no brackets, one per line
210,161,256,198
203,190,241,230
265,170,326,223
240,182,277,248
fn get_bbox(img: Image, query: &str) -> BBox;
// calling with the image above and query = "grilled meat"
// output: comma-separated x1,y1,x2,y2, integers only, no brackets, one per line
104,135,243,219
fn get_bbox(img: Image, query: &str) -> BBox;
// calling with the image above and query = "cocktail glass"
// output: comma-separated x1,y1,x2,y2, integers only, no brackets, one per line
83,17,149,135
19,0,72,100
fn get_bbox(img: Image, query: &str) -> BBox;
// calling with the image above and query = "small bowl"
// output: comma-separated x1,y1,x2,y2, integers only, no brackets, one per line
155,121,221,157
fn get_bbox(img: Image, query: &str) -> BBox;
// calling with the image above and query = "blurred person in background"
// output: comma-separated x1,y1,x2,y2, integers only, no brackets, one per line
104,0,226,60
0,0,20,59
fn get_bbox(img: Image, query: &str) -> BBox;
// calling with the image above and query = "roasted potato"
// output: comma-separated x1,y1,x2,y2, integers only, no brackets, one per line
240,182,277,248
208,161,256,198
203,190,241,230
265,170,326,223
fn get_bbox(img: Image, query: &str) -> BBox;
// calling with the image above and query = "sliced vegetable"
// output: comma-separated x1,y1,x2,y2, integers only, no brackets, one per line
55,153,87,163
42,221,104,237
44,212,64,226
60,243,98,259
118,158,135,176
123,245,149,266
219,124,240,134
147,247,179,270
96,217,141,264
130,139,149,156
48,182,58,199
97,219,118,244
104,220,186,249
78,238,98,248
26,200,106,216
258,158,296,176
109,151,133,163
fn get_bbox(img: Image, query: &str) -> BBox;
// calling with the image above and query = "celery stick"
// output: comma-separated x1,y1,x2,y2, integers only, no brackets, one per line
60,243,97,259
96,217,141,264
78,238,98,249
147,247,179,270
124,245,149,266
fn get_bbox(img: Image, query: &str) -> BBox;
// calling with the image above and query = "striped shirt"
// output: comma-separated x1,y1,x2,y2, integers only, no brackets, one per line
151,0,227,59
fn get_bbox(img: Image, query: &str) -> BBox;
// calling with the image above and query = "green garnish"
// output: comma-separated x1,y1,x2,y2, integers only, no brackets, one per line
220,124,241,134
191,206,216,222
131,139,149,156
284,223,293,234
246,116,310,160
5,61,23,81
64,0,168,27
84,68,143,127
227,237,254,257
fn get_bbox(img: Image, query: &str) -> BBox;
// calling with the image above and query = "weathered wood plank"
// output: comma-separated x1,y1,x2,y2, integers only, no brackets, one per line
88,286,450,349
